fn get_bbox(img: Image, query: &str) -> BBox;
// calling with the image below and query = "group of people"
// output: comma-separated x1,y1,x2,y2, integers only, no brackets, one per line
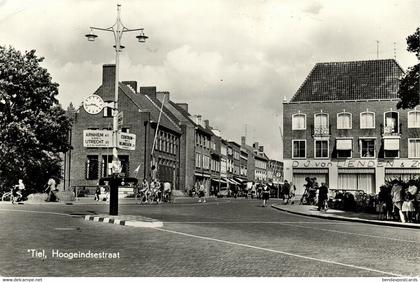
137,179,172,204
8,177,58,203
378,181,419,223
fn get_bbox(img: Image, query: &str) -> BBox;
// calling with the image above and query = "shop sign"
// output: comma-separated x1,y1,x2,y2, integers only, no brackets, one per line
292,159,420,169
83,130,112,148
117,132,136,150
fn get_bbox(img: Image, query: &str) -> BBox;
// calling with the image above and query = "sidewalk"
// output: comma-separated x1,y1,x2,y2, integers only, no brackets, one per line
271,203,420,229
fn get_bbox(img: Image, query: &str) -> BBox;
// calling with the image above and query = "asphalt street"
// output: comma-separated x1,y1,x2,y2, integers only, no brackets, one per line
0,198,419,277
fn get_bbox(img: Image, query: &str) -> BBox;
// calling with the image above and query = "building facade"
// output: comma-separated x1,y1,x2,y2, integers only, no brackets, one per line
282,59,419,195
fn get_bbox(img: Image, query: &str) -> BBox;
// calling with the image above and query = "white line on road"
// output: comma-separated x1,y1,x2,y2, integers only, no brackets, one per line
0,208,72,217
277,222,419,243
164,221,365,225
153,227,405,277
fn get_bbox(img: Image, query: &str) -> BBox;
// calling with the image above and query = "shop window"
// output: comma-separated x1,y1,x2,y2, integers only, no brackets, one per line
360,139,375,158
86,155,99,180
337,112,352,129
408,139,420,158
360,112,375,129
408,111,420,128
292,140,306,159
315,140,329,159
384,111,399,134
292,113,306,130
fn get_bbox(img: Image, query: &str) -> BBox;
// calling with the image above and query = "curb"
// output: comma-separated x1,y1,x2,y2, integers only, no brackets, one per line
271,204,420,229
84,215,163,228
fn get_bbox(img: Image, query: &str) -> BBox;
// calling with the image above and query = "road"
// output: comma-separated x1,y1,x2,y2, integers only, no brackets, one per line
0,198,419,277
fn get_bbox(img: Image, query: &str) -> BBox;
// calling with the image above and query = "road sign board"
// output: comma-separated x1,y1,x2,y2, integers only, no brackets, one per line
117,111,123,128
117,132,136,150
83,130,112,148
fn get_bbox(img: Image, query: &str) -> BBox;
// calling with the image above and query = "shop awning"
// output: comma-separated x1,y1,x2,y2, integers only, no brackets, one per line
338,168,375,174
234,177,247,183
227,178,240,185
211,178,226,183
385,168,420,174
293,168,328,174
384,138,400,150
336,139,352,150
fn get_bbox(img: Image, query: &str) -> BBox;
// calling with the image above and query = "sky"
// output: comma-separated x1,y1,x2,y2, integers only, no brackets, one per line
1,0,419,160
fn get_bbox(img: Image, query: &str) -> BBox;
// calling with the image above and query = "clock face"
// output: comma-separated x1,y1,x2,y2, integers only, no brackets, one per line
83,95,105,115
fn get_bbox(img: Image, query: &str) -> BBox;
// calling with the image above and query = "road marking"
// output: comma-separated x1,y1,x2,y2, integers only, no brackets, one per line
277,222,419,243
54,227,79,231
0,208,72,217
153,227,405,276
164,221,364,225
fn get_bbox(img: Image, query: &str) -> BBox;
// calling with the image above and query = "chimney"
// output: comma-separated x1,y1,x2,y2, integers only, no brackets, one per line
196,115,202,126
140,86,157,98
156,91,170,103
253,142,259,149
177,103,188,113
204,119,209,129
259,146,264,152
241,136,246,146
122,81,137,93
102,64,116,100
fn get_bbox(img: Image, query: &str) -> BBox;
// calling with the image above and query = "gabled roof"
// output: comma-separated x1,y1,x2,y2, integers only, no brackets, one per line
118,83,182,134
290,59,404,102
167,101,213,136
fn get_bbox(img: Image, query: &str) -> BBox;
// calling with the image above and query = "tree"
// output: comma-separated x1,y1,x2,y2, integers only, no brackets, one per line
0,46,72,192
397,28,420,109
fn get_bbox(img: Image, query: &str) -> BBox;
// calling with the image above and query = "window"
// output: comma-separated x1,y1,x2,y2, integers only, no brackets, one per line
195,153,201,168
384,111,399,134
360,139,375,158
336,139,352,158
337,112,352,129
86,155,99,180
203,155,210,169
315,140,329,158
408,139,420,158
121,128,130,133
103,102,113,117
408,111,420,128
292,140,306,159
314,113,328,129
292,114,306,130
384,139,400,158
360,112,375,129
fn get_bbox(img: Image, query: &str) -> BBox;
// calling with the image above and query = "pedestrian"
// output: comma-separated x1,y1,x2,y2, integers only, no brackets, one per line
317,182,328,211
251,182,256,199
45,177,57,202
391,183,405,223
377,185,388,220
289,182,296,205
261,184,270,207
163,182,172,202
283,180,290,204
257,184,262,199
402,189,415,223
94,186,101,201
198,182,206,203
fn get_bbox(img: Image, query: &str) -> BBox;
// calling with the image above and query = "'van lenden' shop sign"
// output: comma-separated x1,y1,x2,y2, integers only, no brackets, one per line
83,130,136,150
292,160,420,168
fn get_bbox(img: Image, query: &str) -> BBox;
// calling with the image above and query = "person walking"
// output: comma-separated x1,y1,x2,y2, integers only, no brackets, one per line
94,186,101,201
317,182,329,211
283,180,290,204
198,182,206,203
261,184,270,207
391,182,405,223
45,177,57,202
289,182,296,205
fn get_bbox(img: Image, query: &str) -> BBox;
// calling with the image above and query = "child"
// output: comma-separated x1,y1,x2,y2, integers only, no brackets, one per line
402,190,415,223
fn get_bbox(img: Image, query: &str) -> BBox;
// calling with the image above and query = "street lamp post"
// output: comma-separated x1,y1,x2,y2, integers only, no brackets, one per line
86,4,148,215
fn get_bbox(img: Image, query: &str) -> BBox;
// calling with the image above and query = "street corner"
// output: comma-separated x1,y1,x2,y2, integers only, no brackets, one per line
84,214,163,228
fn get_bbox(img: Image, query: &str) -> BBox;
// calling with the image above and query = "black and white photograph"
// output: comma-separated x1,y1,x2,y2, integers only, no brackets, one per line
0,0,419,280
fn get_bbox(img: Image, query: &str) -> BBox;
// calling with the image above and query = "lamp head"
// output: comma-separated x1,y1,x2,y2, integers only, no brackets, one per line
136,30,148,43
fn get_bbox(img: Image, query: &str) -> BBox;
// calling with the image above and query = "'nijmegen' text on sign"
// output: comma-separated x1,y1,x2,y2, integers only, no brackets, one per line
83,130,112,148
117,132,136,150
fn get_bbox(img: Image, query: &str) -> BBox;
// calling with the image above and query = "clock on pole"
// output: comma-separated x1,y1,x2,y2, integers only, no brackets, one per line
83,94,105,115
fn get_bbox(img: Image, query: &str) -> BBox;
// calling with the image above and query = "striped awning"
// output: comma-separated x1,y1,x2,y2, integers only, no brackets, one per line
293,168,328,174
385,168,420,174
338,168,375,174
211,178,227,183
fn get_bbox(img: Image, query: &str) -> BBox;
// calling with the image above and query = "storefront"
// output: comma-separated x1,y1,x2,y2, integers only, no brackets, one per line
385,168,420,182
292,168,328,196
337,168,375,194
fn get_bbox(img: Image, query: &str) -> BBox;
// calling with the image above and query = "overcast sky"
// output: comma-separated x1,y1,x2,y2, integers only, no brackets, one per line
1,0,419,160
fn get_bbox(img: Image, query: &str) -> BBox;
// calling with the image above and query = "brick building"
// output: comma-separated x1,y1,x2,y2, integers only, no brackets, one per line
64,64,182,192
267,159,284,185
282,59,420,195
241,137,269,183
